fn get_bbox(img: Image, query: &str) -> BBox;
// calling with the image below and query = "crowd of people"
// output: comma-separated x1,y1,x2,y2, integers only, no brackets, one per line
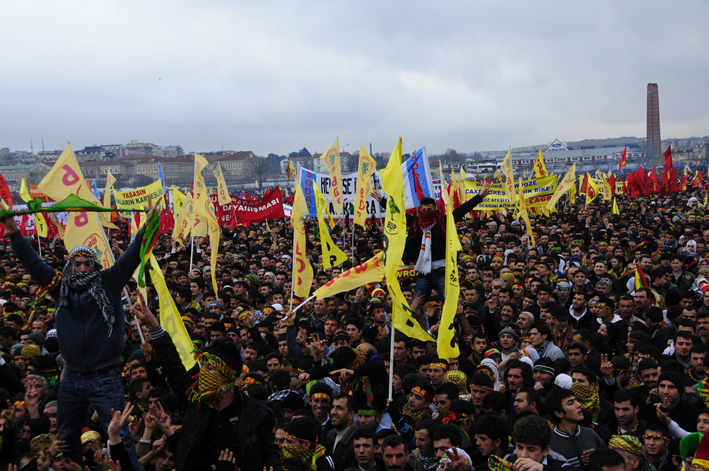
2,187,709,471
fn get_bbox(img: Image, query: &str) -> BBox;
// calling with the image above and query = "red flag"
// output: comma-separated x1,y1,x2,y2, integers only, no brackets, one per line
663,146,673,173
649,168,661,195
0,175,14,206
580,173,590,195
692,171,704,188
607,175,616,195
618,147,627,171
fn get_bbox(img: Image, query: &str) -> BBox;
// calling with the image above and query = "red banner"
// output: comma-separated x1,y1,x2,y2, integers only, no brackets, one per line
209,187,285,227
0,175,13,206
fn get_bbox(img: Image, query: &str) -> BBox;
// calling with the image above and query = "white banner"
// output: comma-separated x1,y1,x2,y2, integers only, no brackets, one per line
297,167,386,220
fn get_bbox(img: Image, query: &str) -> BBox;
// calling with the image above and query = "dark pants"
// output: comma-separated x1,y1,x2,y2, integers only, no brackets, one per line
57,368,141,470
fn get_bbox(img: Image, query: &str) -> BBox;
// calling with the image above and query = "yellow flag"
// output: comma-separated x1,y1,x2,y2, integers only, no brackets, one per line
20,178,48,238
603,178,612,202
194,153,209,201
313,252,385,300
534,149,548,178
586,176,600,205
319,139,344,217
545,164,576,212
172,186,185,224
103,172,116,210
212,162,231,207
437,187,461,360
38,144,113,267
439,160,445,182
148,256,196,371
193,189,220,293
314,186,347,268
457,167,467,204
379,138,434,342
172,192,194,245
291,182,313,298
354,146,377,227
569,180,577,204
501,149,517,205
518,179,535,246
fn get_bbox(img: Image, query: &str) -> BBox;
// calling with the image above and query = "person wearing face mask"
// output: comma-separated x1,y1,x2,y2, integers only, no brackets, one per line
372,186,491,300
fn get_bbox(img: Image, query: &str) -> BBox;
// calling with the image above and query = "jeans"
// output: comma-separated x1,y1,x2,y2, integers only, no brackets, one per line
57,368,141,471
413,268,447,332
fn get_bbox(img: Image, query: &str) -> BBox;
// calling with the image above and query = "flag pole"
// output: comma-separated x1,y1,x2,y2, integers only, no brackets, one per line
189,236,194,271
289,223,297,312
388,326,396,401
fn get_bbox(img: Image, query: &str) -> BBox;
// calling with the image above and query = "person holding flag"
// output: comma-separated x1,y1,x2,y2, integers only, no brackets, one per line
372,183,491,299
0,196,162,471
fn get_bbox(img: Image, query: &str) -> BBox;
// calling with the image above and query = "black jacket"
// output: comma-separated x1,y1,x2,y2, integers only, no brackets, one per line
150,327,281,471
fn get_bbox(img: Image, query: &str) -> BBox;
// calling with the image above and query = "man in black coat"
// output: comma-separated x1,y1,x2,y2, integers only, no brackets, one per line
132,293,281,471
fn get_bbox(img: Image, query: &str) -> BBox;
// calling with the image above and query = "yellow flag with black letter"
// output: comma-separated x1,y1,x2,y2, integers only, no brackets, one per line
212,162,231,206
379,138,434,342
291,182,314,298
354,146,377,227
172,185,185,224
148,255,196,371
194,189,220,293
38,144,113,267
437,186,461,360
314,186,347,268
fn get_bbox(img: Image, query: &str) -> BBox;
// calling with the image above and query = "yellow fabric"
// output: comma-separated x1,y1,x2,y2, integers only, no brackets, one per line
501,149,516,204
38,144,113,268
172,192,194,245
518,178,535,246
172,185,186,223
379,138,433,342
438,186,461,360
534,149,548,178
212,162,231,206
193,153,209,201
585,173,600,205
354,146,377,227
149,255,197,371
194,189,220,294
291,183,314,298
313,252,384,300
545,164,576,212
314,186,347,268
318,139,344,217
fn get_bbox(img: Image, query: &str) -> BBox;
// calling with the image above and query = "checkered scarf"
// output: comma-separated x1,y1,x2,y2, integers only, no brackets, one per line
283,438,327,471
60,251,114,337
403,404,432,425
572,381,600,422
30,433,55,452
340,348,374,407
610,435,655,471
187,352,237,408
488,455,516,471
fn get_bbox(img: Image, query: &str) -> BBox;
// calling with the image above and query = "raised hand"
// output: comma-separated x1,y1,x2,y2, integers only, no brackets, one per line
108,403,135,444
132,291,159,329
600,354,613,380
1,399,15,429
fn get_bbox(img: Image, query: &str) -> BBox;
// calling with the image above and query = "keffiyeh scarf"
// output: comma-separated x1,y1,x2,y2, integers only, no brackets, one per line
283,440,327,471
60,262,115,337
572,381,600,422
187,352,238,408
340,349,374,407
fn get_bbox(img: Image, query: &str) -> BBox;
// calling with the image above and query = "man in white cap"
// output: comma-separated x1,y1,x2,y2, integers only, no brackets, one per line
2,197,160,471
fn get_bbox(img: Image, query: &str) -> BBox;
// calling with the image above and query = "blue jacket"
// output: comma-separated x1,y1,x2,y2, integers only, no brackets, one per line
11,228,144,373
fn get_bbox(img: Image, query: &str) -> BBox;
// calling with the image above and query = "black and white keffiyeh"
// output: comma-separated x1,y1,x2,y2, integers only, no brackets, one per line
59,245,115,337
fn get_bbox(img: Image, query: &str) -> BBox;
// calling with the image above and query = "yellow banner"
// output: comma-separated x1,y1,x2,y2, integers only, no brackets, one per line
194,188,220,294
38,144,113,268
315,186,347,268
213,162,231,206
114,180,164,210
380,138,434,342
149,256,196,371
463,175,557,210
438,187,461,360
314,252,385,300
291,183,313,298
354,146,377,227
319,139,344,217
191,190,209,238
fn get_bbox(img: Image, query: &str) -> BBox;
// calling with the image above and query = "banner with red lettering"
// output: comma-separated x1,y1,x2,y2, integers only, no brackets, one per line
209,187,285,227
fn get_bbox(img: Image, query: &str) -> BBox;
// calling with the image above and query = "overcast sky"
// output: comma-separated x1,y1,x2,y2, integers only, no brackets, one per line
2,1,708,157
